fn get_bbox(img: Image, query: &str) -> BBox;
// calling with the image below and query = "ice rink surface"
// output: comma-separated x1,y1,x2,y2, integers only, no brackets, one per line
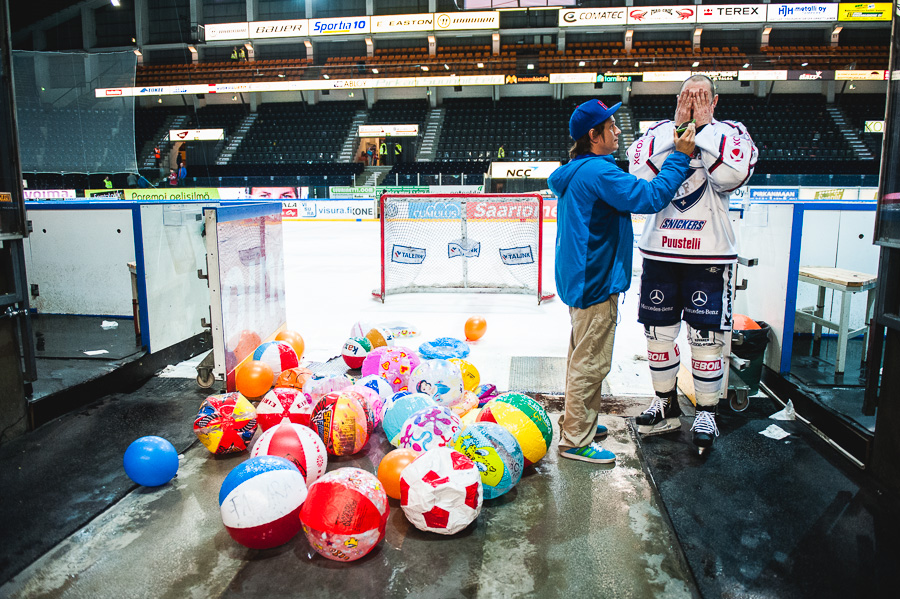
284,220,659,397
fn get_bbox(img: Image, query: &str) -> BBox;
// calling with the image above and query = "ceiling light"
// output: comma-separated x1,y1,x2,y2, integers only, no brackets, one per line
743,63,749,68
613,59,618,66
278,73,285,78
444,63,449,70
692,61,699,67
232,95,236,101
157,97,162,103
578,61,585,67
801,62,808,67
527,64,534,70
477,63,484,68
323,74,329,79
421,65,429,71
133,49,142,56
111,0,121,6
849,84,856,89
634,61,639,67
763,27,772,35
372,68,379,74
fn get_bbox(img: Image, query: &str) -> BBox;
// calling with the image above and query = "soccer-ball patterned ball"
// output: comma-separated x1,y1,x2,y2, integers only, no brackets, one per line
400,446,483,535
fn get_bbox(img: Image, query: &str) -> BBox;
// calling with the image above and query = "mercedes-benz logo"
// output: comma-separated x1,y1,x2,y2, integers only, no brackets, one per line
649,289,664,305
692,291,708,306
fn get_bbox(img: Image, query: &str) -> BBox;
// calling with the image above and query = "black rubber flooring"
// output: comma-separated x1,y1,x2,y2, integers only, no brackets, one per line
0,377,207,585
637,394,900,598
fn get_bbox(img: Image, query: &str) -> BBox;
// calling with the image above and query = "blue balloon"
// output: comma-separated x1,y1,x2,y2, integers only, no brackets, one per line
123,436,179,487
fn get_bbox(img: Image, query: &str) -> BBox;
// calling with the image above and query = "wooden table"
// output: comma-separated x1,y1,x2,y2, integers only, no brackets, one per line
794,266,877,374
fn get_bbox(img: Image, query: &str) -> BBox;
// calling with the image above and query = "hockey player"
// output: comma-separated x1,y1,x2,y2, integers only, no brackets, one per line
627,74,757,453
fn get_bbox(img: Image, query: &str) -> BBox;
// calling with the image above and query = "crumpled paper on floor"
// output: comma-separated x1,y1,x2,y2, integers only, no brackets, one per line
759,424,790,440
769,400,796,421
101,320,118,329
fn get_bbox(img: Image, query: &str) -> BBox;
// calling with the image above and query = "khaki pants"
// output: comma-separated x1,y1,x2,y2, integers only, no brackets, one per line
558,295,618,450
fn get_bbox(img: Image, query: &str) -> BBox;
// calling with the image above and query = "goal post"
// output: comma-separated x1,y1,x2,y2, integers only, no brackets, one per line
374,193,555,304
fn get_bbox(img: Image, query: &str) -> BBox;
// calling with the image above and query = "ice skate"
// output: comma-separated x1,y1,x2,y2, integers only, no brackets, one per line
691,407,719,455
635,391,682,436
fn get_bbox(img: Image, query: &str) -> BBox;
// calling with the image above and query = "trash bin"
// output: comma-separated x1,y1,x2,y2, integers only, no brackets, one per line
731,320,770,395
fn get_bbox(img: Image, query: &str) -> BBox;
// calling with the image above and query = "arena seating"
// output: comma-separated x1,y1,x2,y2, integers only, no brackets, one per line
837,93,887,161
231,101,362,165
383,161,489,186
367,99,429,128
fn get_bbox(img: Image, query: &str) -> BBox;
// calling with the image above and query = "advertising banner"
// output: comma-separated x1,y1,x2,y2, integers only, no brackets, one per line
489,162,561,179
250,19,309,38
309,16,370,36
627,6,697,25
169,129,225,141
504,74,550,84
748,188,800,202
787,70,834,81
558,8,627,27
865,120,884,133
835,70,888,80
125,188,222,201
358,124,419,137
550,73,597,84
434,11,499,30
205,22,249,41
23,189,76,199
767,3,839,22
838,3,892,21
287,200,377,220
697,4,766,23
371,13,434,33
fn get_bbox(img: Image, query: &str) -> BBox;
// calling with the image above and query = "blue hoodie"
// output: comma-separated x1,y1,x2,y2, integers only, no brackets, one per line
549,152,690,308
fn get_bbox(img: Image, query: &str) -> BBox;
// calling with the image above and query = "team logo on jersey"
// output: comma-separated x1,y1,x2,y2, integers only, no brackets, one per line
672,168,708,213
649,289,665,304
691,291,708,306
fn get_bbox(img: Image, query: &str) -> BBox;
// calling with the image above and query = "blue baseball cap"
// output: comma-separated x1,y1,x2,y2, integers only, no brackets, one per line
569,99,623,140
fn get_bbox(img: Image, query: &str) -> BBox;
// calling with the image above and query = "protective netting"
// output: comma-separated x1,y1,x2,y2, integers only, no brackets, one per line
13,50,137,174
381,194,544,300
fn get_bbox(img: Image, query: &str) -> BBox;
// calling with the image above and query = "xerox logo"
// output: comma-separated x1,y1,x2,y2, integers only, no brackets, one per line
391,244,426,265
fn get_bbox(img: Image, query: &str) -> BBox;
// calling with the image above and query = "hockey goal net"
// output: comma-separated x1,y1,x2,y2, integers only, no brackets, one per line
375,193,554,304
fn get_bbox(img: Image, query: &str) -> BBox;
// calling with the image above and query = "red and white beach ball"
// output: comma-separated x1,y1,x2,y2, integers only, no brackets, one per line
250,419,327,486
219,456,307,549
252,340,299,384
300,468,389,562
256,387,314,430
342,336,372,369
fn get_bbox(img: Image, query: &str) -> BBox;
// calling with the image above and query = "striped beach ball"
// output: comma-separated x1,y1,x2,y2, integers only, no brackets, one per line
300,468,389,562
309,391,369,456
219,456,307,549
257,387,313,430
452,422,523,500
250,418,327,486
252,340,299,384
342,336,372,369
476,392,553,467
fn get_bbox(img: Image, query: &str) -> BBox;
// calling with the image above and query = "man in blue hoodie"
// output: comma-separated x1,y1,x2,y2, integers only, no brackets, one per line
549,99,696,464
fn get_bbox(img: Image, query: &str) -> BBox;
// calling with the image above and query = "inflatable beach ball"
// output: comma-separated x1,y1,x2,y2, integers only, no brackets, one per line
309,391,369,456
452,422,524,500
400,446,483,535
252,340,300,384
303,373,353,403
257,387,314,430
365,327,395,349
408,359,465,408
382,392,436,446
361,346,421,393
342,336,372,369
300,468,389,562
357,374,394,402
477,392,553,467
275,367,314,391
193,393,258,455
251,419,328,486
398,406,463,453
219,456,307,549
349,384,385,428
341,388,377,435
448,358,480,392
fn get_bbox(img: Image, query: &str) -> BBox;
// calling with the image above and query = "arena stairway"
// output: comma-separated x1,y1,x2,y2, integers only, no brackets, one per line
140,114,188,170
339,109,369,163
355,165,392,187
216,113,257,166
616,105,635,160
416,107,445,162
827,105,874,161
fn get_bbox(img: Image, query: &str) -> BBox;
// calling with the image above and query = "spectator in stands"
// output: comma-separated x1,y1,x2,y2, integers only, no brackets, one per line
550,99,695,465
394,141,403,164
154,146,161,168
168,168,178,187
366,145,375,166
628,74,758,454
379,140,388,166
231,47,238,61
497,144,506,159
177,162,187,186
239,47,246,61
103,176,113,189
127,173,138,188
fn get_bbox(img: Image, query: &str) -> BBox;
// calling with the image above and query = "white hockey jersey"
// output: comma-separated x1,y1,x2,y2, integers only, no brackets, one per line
627,119,757,264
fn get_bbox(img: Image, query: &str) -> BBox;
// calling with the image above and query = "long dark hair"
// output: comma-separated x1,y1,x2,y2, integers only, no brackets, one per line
568,121,608,159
